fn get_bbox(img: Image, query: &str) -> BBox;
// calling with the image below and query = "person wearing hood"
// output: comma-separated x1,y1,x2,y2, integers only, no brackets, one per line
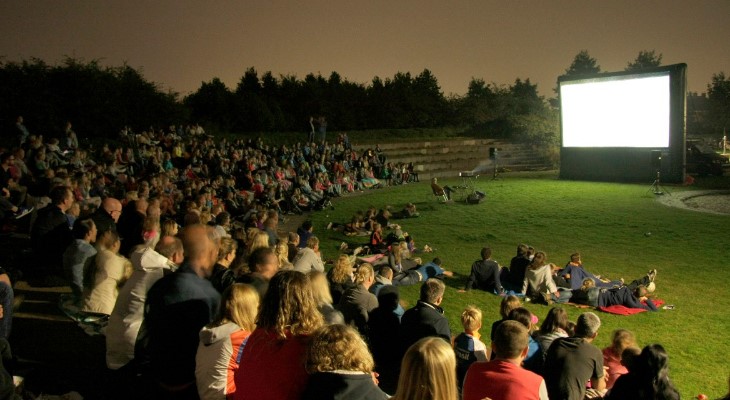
196,283,259,400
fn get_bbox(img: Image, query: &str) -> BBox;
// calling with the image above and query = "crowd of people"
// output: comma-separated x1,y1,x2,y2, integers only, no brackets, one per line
0,118,725,399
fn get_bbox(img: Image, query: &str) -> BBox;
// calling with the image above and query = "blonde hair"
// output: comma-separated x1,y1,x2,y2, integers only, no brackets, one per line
330,255,353,284
500,295,523,319
210,283,259,332
461,305,483,332
610,329,636,355
353,263,374,285
305,324,374,374
275,242,292,270
217,236,238,262
309,270,333,305
248,231,270,255
257,270,324,339
161,219,178,237
306,236,320,249
580,278,596,291
393,337,458,400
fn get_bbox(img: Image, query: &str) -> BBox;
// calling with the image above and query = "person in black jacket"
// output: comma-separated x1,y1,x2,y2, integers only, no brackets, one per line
461,247,505,294
400,278,451,354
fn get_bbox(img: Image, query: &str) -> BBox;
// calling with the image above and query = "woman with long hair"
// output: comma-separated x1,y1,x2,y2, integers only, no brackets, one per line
309,271,344,325
392,337,458,400
233,270,324,400
521,251,571,304
535,307,571,363
302,324,389,399
196,284,259,400
606,344,680,400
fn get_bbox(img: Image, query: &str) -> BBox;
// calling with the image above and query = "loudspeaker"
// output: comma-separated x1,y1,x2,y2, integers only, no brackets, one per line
651,150,662,169
489,147,498,159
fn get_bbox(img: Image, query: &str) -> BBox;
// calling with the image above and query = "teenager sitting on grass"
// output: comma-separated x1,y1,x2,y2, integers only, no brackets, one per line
521,251,572,305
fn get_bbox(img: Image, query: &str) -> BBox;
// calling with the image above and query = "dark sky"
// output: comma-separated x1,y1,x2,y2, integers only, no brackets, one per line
2,0,728,98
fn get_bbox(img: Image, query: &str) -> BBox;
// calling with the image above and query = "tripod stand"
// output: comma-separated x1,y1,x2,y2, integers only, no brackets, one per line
648,170,670,195
492,151,500,180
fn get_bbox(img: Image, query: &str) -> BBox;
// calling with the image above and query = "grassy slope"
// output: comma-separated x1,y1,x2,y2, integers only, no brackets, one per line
309,171,729,398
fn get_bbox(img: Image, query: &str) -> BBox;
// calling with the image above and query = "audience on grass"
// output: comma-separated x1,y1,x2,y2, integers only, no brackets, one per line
0,123,688,399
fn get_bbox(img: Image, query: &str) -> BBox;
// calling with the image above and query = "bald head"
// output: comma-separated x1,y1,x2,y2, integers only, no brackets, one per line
155,235,184,264
102,197,123,222
181,224,219,277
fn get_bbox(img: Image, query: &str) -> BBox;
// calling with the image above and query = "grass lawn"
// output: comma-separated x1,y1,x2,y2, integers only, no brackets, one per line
308,171,729,398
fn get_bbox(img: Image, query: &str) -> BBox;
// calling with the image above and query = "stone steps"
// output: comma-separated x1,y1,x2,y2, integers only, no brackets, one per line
354,138,554,180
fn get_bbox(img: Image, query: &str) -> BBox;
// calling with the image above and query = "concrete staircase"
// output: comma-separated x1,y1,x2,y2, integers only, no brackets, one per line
354,138,554,180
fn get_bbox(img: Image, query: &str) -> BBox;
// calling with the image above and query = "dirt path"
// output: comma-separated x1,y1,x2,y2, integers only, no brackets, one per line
655,190,730,215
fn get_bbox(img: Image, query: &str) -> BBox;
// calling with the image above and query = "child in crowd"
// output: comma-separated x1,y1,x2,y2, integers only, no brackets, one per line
453,305,490,389
602,329,638,389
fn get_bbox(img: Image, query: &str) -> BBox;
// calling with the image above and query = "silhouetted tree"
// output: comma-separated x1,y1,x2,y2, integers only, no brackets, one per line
564,50,601,76
626,50,663,71
706,72,730,134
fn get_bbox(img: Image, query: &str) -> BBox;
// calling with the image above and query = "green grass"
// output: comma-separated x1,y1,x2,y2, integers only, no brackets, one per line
310,171,729,398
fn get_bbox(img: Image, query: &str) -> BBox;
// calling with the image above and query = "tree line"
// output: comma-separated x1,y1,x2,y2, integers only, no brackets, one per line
1,51,727,142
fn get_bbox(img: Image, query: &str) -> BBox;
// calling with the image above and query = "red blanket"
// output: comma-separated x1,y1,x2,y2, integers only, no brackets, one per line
598,299,665,315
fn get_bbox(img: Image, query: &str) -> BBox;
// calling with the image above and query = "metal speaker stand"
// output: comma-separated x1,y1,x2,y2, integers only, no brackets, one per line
648,170,670,195
492,151,500,180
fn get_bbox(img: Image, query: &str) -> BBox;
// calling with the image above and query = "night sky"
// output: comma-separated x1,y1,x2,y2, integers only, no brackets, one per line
2,0,728,98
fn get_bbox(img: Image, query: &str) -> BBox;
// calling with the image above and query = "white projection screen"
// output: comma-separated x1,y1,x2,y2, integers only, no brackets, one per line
558,64,686,183
561,73,670,148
